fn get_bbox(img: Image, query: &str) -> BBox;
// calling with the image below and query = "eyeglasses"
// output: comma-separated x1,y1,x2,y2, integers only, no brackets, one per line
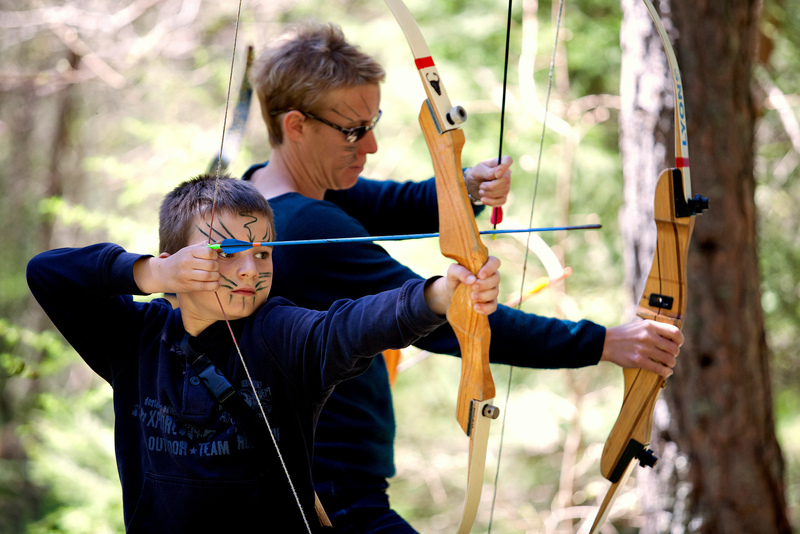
270,109,382,143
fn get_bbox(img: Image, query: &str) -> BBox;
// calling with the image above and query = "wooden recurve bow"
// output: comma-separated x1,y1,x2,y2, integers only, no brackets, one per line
383,1,499,531
588,1,709,532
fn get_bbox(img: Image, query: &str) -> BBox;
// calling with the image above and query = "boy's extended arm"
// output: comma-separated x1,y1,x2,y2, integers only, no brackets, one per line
258,278,450,398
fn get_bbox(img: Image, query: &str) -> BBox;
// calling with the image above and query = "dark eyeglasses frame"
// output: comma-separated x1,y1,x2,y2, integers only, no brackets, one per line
270,109,382,144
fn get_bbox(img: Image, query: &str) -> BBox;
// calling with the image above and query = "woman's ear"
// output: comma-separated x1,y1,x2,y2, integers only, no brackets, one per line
282,110,307,142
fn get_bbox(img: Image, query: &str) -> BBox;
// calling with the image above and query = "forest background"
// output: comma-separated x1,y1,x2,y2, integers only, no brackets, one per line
0,0,798,532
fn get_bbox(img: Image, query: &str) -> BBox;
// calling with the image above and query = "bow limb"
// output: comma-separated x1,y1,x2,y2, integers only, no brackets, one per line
588,1,708,532
383,1,497,531
208,45,254,174
383,0,467,132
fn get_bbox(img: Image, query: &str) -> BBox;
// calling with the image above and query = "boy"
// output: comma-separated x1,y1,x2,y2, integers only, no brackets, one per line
26,175,500,533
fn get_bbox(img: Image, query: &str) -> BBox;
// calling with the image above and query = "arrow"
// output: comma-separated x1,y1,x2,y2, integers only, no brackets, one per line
207,224,601,253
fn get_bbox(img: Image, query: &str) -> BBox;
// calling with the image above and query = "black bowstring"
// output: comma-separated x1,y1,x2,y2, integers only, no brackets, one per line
207,4,312,531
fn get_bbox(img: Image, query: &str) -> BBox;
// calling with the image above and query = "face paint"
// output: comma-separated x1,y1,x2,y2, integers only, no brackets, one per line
181,211,274,330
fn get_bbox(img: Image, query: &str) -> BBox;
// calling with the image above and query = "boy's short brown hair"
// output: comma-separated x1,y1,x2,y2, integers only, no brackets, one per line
159,174,274,254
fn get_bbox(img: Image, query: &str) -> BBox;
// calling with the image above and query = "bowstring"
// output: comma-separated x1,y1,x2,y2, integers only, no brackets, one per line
207,3,311,531
487,0,565,530
491,0,514,233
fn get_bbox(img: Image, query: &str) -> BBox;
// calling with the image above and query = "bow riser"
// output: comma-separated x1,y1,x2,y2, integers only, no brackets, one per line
419,100,496,435
637,168,694,327
450,287,494,433
600,367,663,481
420,103,488,273
600,166,695,482
589,175,690,532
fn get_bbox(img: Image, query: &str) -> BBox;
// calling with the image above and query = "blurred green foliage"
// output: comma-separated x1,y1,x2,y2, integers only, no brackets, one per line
758,0,800,521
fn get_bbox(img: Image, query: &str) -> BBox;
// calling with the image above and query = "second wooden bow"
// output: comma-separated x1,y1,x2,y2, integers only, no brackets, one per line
588,1,708,531
383,1,500,531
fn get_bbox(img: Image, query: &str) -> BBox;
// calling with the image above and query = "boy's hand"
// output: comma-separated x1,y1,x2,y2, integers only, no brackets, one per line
133,242,221,295
425,256,501,316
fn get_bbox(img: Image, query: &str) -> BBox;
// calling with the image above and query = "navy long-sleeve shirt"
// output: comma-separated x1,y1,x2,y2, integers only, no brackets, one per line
27,243,446,532
243,164,606,484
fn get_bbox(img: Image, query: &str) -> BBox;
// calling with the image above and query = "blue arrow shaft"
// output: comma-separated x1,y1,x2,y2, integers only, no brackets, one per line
209,224,601,253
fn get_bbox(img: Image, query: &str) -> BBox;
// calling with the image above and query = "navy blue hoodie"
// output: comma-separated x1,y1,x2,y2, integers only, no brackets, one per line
27,243,446,532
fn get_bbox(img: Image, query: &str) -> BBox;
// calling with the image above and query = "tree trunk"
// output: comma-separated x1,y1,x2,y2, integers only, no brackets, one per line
619,0,791,532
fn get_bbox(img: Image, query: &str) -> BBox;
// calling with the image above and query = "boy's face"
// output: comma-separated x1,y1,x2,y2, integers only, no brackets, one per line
180,210,274,329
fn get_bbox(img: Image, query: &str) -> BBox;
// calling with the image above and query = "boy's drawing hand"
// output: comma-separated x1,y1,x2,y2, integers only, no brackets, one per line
426,256,501,316
133,242,221,295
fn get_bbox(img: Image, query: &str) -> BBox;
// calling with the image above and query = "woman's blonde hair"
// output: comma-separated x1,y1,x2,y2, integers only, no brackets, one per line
252,22,386,146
